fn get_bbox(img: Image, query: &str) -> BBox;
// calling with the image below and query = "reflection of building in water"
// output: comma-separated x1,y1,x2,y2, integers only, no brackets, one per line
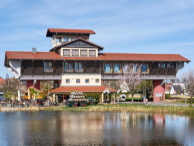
1,112,193,145
59,112,105,145
153,113,165,126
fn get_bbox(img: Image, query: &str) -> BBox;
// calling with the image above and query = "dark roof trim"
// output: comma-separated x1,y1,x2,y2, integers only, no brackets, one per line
50,38,104,52
46,28,96,37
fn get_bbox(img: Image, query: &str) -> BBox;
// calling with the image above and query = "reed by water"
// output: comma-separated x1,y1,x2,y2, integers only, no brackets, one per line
43,104,194,115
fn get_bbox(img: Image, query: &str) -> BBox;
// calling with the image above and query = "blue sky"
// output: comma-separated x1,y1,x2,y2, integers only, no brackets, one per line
0,0,194,78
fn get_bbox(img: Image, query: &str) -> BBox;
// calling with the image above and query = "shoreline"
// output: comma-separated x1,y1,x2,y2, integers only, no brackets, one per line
1,104,194,115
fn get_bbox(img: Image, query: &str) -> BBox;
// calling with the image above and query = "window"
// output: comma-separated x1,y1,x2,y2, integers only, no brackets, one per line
56,38,62,43
167,63,170,68
74,62,83,72
123,64,129,73
104,63,112,73
80,50,87,56
76,79,80,83
63,37,74,42
63,37,68,42
89,50,96,57
114,64,121,73
44,61,53,72
158,63,161,68
171,63,176,68
63,49,70,56
161,63,166,68
72,49,79,56
69,37,74,41
141,64,148,72
85,79,89,83
96,79,100,83
133,64,138,72
64,62,73,72
66,79,70,83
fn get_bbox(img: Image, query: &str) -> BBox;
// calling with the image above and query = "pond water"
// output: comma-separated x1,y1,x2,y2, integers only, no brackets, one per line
0,111,193,145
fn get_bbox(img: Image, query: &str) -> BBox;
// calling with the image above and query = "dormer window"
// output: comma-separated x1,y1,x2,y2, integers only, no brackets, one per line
64,49,70,56
72,49,79,56
89,50,96,57
80,50,87,56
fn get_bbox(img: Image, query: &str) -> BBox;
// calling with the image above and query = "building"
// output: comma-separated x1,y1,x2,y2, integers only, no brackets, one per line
0,77,5,89
4,28,190,102
166,82,187,95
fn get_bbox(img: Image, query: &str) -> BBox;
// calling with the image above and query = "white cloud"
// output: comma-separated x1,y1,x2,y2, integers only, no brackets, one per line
0,0,194,78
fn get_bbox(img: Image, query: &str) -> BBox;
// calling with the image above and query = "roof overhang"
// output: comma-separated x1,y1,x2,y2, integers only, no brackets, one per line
51,86,117,94
46,28,96,37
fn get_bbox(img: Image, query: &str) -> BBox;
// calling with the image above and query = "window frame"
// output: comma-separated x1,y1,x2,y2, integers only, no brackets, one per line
161,63,166,68
76,79,80,84
64,62,74,72
104,63,112,74
141,64,149,73
44,61,53,72
171,62,176,68
63,49,70,56
95,79,100,83
89,50,96,57
166,63,171,68
85,79,89,83
113,63,121,73
74,62,83,72
72,49,79,56
66,79,70,84
132,64,138,72
80,50,87,56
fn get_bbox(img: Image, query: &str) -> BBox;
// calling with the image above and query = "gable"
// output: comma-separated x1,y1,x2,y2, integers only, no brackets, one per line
50,38,104,52
64,40,95,48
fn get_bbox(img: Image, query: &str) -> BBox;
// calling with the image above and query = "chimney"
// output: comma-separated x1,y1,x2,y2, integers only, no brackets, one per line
32,48,37,53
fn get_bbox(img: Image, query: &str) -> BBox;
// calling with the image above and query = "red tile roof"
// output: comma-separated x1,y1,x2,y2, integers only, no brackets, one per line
6,51,63,60
0,78,5,85
51,86,117,93
46,28,96,37
5,51,190,62
64,53,190,62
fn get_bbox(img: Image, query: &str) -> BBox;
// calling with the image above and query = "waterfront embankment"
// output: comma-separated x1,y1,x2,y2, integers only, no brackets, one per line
1,104,194,115
44,104,194,115
0,106,44,112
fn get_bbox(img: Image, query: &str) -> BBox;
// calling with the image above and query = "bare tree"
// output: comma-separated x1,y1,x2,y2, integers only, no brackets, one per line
117,63,142,103
0,74,26,101
180,69,194,106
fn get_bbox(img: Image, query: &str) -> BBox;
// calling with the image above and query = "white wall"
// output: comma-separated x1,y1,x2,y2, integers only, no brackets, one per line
7,60,21,78
61,74,101,86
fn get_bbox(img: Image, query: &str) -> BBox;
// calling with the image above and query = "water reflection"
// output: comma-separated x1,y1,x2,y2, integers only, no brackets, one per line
0,111,193,145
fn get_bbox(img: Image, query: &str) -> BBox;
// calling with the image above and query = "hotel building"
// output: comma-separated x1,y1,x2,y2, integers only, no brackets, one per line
4,28,190,102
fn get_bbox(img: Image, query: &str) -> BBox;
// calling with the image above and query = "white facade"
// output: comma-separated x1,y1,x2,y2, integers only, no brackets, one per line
7,60,21,79
61,74,101,86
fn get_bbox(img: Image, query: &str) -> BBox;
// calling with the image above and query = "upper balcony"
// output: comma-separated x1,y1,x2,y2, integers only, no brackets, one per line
46,28,96,48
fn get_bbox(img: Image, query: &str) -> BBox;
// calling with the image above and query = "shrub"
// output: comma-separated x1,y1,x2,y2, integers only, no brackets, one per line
165,94,171,99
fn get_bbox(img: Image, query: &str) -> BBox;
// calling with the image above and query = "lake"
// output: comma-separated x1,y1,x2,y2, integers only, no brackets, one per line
0,111,193,145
